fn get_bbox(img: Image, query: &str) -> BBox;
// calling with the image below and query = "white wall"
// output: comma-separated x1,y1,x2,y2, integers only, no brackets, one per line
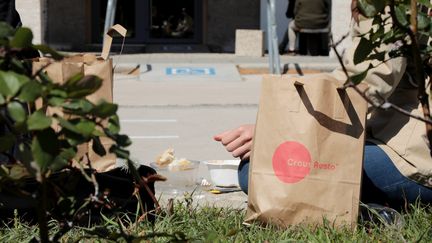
260,0,352,57
16,0,43,44
331,0,352,57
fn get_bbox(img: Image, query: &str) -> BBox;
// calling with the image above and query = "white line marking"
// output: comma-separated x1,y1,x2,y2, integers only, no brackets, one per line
121,119,177,123
129,136,179,139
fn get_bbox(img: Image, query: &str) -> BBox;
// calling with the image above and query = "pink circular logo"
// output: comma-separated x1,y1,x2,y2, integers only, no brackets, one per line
272,141,311,183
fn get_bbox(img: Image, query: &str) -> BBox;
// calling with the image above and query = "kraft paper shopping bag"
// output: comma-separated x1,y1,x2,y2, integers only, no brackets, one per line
245,73,367,228
32,25,127,172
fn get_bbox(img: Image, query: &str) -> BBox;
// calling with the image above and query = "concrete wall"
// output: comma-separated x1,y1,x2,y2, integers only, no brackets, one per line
206,0,261,52
16,0,43,44
331,0,352,57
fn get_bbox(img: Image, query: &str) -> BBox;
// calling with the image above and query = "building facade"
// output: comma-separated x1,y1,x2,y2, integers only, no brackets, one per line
16,0,351,55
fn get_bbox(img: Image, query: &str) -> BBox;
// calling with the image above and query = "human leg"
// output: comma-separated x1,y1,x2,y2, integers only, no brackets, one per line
288,20,298,52
361,142,432,209
238,159,249,194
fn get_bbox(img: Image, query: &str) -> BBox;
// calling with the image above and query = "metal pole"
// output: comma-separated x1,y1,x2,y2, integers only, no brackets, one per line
269,0,281,74
266,0,274,74
266,0,281,74
104,0,118,39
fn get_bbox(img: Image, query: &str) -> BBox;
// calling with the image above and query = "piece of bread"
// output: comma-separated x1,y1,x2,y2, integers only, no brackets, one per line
155,148,175,167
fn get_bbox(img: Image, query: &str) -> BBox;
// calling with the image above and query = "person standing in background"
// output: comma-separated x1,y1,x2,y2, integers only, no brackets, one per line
279,0,296,54
287,0,331,55
0,0,21,28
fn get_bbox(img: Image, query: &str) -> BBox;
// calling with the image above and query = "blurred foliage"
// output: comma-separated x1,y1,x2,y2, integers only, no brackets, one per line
0,22,139,242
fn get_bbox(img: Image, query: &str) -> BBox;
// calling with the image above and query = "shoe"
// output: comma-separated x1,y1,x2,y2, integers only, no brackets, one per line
286,50,297,56
359,203,405,228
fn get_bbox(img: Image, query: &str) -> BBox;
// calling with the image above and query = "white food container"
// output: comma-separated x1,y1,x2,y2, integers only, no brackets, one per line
204,160,240,187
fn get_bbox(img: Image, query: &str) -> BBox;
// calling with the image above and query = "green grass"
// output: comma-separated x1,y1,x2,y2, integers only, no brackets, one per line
1,201,432,242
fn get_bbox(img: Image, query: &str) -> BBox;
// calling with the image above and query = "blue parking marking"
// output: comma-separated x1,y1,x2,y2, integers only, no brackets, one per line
166,67,216,76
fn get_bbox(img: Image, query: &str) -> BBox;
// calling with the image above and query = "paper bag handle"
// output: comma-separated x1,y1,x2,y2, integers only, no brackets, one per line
293,80,347,119
101,24,127,60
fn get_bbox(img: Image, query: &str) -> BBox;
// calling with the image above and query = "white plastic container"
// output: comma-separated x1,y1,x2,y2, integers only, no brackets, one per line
150,161,200,190
204,160,240,187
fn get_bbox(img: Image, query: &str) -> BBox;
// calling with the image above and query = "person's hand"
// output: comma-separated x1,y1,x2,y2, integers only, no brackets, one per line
213,124,255,160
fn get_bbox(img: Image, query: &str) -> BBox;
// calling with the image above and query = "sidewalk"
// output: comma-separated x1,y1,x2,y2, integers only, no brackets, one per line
114,53,339,71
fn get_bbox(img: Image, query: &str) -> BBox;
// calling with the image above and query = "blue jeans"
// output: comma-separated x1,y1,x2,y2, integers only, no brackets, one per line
238,142,432,209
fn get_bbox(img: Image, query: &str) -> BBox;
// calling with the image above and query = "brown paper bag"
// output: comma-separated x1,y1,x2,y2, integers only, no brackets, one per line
245,74,368,228
32,25,127,172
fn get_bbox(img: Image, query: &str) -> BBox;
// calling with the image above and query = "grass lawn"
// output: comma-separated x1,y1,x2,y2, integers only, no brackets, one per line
1,200,431,242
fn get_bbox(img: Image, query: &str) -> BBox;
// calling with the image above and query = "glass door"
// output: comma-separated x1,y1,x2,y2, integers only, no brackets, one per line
92,0,203,44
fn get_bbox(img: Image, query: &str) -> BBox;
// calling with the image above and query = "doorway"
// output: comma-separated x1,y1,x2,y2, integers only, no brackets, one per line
92,0,203,44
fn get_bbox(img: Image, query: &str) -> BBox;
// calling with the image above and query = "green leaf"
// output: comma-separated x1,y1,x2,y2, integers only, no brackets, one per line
16,143,34,167
48,97,66,106
113,134,132,147
394,5,409,27
27,110,52,130
0,71,30,97
92,136,107,157
366,51,386,62
418,0,432,9
10,27,33,48
64,75,102,98
7,101,27,122
0,94,5,105
0,22,14,39
33,44,64,60
50,154,71,172
49,89,68,98
357,0,383,17
370,24,384,43
18,80,43,102
57,117,95,138
107,115,120,134
75,119,96,138
62,99,94,114
57,117,81,134
91,101,118,119
59,147,76,161
109,146,130,159
349,65,372,84
8,164,30,180
31,128,59,172
417,13,430,31
63,130,87,147
354,38,374,65
0,134,16,152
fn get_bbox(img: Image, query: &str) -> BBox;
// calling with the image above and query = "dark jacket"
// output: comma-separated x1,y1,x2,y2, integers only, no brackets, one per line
286,0,296,19
0,0,21,28
294,0,331,29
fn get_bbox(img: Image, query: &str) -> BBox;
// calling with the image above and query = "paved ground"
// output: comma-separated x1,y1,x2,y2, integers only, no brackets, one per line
112,53,339,207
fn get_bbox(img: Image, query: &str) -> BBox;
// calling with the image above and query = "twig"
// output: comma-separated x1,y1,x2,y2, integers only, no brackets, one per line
126,160,162,213
389,0,432,145
330,25,432,126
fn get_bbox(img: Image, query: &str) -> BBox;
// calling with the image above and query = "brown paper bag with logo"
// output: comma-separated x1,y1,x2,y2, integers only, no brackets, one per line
245,74,368,227
32,25,127,172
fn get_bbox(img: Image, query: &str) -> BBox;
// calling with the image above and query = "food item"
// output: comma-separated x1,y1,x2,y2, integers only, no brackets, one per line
155,148,175,167
155,149,194,171
168,158,193,171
